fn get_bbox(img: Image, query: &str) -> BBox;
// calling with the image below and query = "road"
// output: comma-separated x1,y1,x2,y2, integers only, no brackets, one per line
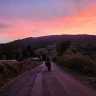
0,62,96,96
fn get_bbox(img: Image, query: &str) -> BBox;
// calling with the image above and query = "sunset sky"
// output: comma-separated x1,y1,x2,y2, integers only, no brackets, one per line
0,0,96,43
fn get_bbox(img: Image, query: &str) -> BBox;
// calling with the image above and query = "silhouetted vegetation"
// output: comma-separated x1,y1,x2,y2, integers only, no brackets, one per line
50,40,96,89
0,60,42,88
56,40,71,56
0,43,36,60
1,43,15,59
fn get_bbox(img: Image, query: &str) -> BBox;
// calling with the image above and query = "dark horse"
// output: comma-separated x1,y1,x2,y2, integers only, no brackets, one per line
45,57,51,71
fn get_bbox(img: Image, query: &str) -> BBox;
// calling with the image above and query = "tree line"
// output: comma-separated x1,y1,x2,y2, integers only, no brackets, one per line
0,43,35,61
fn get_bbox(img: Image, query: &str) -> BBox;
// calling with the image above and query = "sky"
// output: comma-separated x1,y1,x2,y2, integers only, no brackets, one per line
0,0,96,43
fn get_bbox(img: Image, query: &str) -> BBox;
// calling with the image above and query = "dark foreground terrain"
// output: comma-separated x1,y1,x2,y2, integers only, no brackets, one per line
0,62,96,96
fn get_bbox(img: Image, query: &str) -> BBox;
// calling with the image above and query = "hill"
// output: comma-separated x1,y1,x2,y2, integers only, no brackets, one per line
12,34,96,48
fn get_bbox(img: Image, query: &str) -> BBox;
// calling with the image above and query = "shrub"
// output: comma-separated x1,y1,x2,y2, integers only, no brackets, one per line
0,60,42,88
61,53,96,75
0,62,5,73
56,40,71,56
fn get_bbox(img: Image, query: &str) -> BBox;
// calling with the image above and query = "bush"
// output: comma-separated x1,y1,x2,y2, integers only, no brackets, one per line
56,40,71,56
60,53,96,75
0,62,5,73
0,60,42,88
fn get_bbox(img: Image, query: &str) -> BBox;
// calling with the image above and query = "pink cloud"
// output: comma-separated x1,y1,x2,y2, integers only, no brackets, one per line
0,1,96,43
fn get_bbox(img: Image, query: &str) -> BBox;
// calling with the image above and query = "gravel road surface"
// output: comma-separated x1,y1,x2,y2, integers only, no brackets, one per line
0,62,96,96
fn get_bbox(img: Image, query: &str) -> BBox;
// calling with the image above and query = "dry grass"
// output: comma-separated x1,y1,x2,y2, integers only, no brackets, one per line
0,60,42,88
77,76,96,89
61,53,96,75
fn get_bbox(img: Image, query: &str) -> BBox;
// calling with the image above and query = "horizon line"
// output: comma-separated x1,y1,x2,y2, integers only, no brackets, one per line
0,34,96,44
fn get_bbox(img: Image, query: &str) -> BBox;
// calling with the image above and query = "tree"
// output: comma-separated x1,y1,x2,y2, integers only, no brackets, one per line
22,49,30,59
56,40,71,56
2,43,15,59
34,48,46,57
27,44,31,51
26,45,34,57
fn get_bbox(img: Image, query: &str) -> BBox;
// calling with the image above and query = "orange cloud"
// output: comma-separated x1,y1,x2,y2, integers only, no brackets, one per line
40,2,96,35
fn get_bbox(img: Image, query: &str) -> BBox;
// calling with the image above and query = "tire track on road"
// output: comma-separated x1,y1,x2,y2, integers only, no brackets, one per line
42,70,69,96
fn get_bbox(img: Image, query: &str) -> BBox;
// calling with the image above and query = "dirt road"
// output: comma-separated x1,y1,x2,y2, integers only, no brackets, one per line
0,62,96,96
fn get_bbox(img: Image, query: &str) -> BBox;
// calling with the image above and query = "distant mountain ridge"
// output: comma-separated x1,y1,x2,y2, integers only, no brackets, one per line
10,34,96,48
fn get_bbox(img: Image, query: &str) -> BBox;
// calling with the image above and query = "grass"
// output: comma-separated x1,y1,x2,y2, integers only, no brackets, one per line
0,60,42,89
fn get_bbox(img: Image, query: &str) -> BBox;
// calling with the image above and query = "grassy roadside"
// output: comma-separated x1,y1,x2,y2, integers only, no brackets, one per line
0,60,42,89
55,62,96,90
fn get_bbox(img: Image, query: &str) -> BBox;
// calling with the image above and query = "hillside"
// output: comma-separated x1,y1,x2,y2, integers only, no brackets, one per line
11,34,96,47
